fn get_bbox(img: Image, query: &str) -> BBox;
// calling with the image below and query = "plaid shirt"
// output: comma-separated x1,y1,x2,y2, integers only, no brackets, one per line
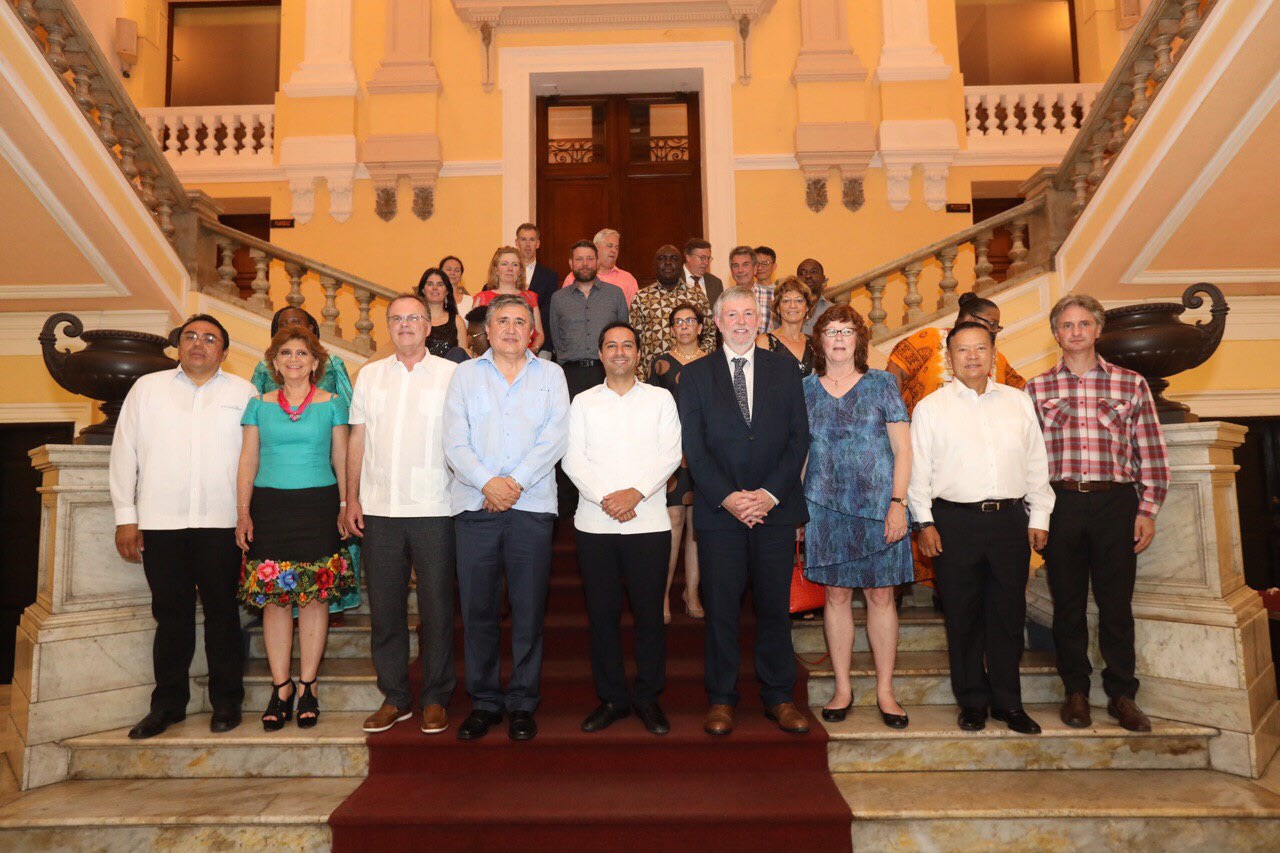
1025,356,1169,518
753,283,775,335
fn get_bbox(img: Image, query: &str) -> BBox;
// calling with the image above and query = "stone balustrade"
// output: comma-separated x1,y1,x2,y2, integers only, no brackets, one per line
825,197,1047,341
964,84,1101,146
141,106,275,163
1053,0,1213,220
196,218,397,356
4,0,188,243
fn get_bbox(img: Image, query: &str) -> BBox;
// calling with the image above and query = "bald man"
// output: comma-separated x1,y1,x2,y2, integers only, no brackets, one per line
797,258,834,335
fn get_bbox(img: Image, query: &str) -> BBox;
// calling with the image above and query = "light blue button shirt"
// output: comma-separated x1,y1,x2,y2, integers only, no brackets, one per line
443,349,570,515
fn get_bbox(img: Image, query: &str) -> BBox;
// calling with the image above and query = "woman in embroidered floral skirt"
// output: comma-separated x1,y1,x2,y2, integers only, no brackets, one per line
236,326,355,731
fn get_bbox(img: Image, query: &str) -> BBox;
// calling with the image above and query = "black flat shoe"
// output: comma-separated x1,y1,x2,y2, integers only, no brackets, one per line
456,709,503,741
992,707,1042,735
957,706,987,731
262,680,295,732
821,701,854,723
636,703,670,735
581,702,630,733
877,703,909,729
509,710,537,741
128,709,185,740
210,708,242,733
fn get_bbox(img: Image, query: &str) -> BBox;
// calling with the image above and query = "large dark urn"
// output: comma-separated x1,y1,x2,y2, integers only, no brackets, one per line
39,313,177,444
1095,282,1229,424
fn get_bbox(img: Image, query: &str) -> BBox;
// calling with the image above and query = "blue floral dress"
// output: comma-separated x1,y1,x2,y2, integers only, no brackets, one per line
802,369,913,588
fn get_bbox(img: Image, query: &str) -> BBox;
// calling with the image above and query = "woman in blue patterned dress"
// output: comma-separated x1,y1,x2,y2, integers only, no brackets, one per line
804,305,913,729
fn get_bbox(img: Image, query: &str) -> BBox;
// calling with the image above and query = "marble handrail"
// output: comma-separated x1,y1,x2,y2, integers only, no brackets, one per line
1052,0,1214,218
141,105,275,161
198,219,397,356
5,0,189,242
964,84,1102,141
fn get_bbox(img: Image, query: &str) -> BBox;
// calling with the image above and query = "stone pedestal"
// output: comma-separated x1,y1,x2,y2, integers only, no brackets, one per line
1028,423,1280,778
3,446,208,790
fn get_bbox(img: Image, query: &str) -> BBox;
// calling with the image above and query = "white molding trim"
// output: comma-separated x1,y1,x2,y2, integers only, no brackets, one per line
452,0,775,30
0,283,115,301
1165,389,1280,417
165,165,287,184
1101,294,1280,342
498,42,737,279
439,160,503,178
954,148,1069,167
0,311,174,356
1121,68,1280,285
0,403,93,434
1129,268,1280,286
733,154,799,171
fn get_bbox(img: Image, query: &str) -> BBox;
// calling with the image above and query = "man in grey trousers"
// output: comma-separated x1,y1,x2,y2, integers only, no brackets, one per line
346,293,459,735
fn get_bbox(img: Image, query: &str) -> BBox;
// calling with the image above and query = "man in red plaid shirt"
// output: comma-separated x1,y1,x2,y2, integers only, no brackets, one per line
1026,293,1169,733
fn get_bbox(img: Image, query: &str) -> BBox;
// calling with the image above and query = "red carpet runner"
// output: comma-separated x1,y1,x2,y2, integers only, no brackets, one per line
330,522,852,851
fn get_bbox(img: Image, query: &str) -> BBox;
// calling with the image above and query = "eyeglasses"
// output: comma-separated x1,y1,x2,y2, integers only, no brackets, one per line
388,314,426,325
821,328,857,338
180,332,221,345
672,317,700,326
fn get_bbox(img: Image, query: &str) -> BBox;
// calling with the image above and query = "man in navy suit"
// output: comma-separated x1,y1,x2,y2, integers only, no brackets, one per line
676,286,811,737
517,222,560,356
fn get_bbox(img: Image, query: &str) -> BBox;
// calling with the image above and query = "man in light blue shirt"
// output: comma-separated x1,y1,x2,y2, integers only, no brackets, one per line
443,294,570,742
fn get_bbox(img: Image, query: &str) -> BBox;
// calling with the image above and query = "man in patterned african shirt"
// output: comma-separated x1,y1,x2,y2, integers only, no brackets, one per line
631,244,716,380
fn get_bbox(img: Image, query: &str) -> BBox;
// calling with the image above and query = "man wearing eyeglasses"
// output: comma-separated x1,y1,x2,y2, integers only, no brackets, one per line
110,314,257,739
682,238,723,306
345,293,460,737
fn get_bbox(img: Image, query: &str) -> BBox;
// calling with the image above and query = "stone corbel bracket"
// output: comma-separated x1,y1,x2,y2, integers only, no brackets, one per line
363,134,444,222
877,120,959,212
280,135,359,224
794,122,875,213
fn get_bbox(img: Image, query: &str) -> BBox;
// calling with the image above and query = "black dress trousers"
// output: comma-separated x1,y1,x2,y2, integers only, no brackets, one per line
931,502,1031,712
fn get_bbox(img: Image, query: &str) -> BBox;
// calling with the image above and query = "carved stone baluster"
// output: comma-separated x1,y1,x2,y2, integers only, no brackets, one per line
91,80,119,150
1108,85,1134,158
1129,52,1154,122
1177,0,1203,42
353,290,376,354
1150,12,1179,84
215,238,240,298
144,113,166,152
17,1,39,28
138,165,157,211
319,276,343,338
69,61,94,114
114,121,139,182
284,263,305,308
1007,218,1030,278
901,262,924,326
1087,122,1111,192
867,276,889,339
1070,166,1089,220
38,10,70,74
248,249,272,310
936,246,959,310
155,189,175,240
965,92,981,138
973,230,996,292
262,111,275,157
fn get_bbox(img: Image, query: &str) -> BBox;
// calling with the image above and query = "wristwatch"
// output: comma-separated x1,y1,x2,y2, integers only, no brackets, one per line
889,497,907,507
911,521,935,533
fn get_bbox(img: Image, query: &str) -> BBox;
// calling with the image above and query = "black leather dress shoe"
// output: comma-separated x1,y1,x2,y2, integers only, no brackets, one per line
581,702,630,733
128,709,185,740
992,708,1042,735
636,703,670,735
957,707,988,732
456,709,503,741
509,710,537,741
209,708,242,733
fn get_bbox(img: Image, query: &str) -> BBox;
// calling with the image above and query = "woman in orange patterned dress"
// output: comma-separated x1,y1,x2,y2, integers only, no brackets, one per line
886,292,1024,585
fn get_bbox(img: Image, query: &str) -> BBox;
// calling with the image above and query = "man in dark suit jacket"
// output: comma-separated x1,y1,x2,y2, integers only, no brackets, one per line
682,237,724,306
517,222,560,355
676,285,811,737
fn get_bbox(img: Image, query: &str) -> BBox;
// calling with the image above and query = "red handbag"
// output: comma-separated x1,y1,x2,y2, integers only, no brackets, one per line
789,539,825,613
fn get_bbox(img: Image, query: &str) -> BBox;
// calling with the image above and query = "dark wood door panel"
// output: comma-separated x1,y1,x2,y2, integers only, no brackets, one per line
621,174,701,277
540,179,613,277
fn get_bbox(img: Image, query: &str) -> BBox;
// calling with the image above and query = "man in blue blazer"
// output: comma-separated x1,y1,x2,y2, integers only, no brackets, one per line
676,286,811,737
517,222,560,356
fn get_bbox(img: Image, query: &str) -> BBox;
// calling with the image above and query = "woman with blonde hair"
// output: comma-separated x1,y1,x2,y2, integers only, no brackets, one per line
470,246,545,351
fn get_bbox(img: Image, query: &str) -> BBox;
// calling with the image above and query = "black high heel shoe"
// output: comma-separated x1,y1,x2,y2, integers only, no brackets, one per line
821,698,854,723
877,702,909,729
297,678,320,729
262,679,295,732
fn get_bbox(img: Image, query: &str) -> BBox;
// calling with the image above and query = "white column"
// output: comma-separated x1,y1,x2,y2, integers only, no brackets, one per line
792,0,866,82
876,0,950,81
282,0,359,97
367,0,442,94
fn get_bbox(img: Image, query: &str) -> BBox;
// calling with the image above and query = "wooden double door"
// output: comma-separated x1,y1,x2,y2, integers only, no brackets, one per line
535,92,703,281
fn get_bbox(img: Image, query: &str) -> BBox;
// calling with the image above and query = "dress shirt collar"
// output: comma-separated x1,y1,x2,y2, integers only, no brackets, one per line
389,351,432,374
1050,353,1114,378
478,347,537,371
947,376,1002,400
524,259,536,280
174,365,226,388
722,343,756,369
683,266,701,284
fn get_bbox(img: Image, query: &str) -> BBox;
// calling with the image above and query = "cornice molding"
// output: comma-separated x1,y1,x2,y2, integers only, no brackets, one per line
0,310,174,355
451,1,776,29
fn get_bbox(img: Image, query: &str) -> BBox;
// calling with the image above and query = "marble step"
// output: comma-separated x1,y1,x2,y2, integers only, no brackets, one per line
0,776,358,851
247,614,420,660
805,650,1061,708
823,704,1216,772
839,768,1280,849
64,714,370,780
791,607,947,654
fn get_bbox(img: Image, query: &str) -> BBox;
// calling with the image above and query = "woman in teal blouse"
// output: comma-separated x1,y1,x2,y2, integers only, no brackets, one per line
236,326,355,730
250,306,360,621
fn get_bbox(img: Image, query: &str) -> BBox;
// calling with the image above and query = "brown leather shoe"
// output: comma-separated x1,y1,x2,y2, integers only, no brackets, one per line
362,703,412,734
704,704,734,736
421,704,448,734
765,702,810,735
1060,692,1092,729
1107,696,1152,732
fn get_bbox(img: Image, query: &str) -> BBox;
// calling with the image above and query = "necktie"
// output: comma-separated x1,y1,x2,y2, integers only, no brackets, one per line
692,275,702,291
732,357,751,426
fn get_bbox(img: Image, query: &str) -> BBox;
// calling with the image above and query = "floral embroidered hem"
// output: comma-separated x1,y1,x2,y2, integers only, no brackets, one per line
239,549,357,609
